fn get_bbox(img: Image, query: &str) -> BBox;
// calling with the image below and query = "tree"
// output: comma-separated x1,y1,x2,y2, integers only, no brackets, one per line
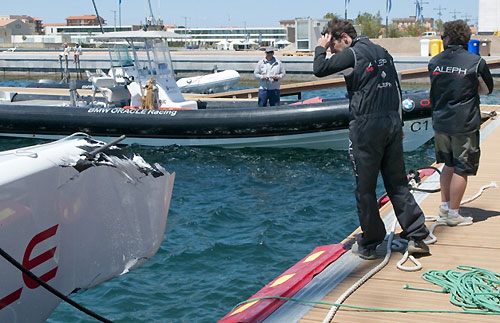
405,22,423,37
354,12,383,38
387,23,402,38
435,19,444,32
324,12,338,19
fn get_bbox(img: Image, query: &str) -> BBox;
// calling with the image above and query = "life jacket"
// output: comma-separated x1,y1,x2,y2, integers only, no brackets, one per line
344,37,401,121
428,45,482,135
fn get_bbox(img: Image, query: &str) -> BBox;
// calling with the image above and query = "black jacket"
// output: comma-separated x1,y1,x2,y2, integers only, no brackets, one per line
314,37,402,121
428,45,493,135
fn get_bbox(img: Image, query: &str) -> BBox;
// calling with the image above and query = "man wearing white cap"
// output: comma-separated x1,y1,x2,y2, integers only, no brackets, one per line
254,47,286,107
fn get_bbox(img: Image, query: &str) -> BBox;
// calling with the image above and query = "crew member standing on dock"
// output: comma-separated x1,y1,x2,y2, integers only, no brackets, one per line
429,20,494,226
313,18,430,260
254,47,285,107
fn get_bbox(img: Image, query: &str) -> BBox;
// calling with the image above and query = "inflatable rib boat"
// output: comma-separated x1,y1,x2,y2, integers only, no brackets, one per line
0,31,434,151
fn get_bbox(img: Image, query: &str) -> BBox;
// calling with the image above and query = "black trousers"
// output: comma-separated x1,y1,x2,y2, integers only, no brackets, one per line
349,113,429,250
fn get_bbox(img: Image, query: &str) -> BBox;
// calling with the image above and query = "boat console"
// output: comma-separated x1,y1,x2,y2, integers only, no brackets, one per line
93,31,198,110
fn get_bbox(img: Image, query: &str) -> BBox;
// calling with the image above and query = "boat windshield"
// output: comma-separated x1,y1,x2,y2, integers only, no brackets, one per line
110,45,134,67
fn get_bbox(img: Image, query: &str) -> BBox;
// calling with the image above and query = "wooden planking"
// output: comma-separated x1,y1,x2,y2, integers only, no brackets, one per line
300,116,500,322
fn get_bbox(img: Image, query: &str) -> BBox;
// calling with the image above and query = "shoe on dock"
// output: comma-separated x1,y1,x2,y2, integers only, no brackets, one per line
437,207,473,226
351,242,378,260
445,213,473,226
407,239,430,255
438,206,448,222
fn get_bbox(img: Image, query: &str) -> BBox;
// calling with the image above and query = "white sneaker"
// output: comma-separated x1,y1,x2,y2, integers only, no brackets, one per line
445,213,473,226
437,207,448,223
437,207,473,226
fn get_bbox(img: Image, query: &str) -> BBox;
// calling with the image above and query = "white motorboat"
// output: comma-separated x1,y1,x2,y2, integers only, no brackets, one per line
0,133,175,321
176,70,241,94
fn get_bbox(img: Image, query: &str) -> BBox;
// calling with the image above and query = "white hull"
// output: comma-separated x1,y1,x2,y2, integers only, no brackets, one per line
176,70,241,94
0,117,434,152
0,136,175,321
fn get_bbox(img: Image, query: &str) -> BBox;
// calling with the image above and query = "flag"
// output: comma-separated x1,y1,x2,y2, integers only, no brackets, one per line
388,0,392,13
119,0,122,4
415,0,421,22
421,15,425,24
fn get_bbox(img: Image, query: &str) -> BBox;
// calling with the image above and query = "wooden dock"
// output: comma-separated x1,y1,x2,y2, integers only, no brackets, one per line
295,106,500,322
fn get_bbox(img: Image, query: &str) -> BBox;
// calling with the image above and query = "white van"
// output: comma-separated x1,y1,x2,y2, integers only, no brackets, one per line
422,31,437,37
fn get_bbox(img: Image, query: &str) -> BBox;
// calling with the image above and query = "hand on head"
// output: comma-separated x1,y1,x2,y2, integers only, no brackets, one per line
318,33,332,50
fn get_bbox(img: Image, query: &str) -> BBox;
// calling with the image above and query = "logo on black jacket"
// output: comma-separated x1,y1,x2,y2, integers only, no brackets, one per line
432,66,467,76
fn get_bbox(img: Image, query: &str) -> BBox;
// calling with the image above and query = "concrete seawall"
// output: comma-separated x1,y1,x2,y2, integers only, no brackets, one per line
1,36,499,81
0,52,447,81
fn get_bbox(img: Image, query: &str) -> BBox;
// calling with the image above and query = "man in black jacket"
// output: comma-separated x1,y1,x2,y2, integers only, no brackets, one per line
313,18,430,260
429,20,493,226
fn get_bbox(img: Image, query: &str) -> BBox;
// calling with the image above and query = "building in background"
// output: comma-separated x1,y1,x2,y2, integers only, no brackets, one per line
0,15,42,34
66,15,105,26
295,18,329,52
169,26,287,48
279,19,296,43
0,19,34,36
0,27,12,44
478,0,500,34
392,17,434,31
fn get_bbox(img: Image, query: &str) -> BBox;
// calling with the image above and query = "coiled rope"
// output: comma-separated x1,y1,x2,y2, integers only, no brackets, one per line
405,265,500,313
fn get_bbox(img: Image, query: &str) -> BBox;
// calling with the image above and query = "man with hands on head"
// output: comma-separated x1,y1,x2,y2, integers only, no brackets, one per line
313,18,430,260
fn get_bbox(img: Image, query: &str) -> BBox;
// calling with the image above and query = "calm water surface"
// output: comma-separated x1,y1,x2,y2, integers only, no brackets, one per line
0,79,498,322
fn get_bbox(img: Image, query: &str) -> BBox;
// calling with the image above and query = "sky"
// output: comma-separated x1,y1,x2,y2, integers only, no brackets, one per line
5,0,480,28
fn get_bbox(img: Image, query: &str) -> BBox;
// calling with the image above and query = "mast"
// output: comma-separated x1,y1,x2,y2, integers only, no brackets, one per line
91,0,105,34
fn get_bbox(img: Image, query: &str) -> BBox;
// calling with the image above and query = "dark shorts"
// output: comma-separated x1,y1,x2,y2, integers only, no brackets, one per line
434,131,480,176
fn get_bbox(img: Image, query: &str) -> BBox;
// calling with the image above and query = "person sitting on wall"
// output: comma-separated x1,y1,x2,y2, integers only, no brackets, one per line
74,44,82,63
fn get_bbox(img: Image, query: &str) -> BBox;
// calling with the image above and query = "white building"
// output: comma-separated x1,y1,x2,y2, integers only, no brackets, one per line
295,18,329,52
478,0,500,34
169,26,287,47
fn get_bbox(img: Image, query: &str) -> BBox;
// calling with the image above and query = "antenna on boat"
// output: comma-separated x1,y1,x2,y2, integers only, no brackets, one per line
91,0,105,34
145,0,157,26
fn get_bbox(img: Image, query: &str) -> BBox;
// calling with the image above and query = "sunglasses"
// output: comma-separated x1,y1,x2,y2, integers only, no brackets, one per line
441,34,447,40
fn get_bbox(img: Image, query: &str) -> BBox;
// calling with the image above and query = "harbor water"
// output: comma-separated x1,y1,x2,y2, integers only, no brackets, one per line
0,79,498,322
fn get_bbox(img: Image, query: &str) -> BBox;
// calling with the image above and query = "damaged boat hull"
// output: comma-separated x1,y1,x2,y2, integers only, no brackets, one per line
0,135,175,321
